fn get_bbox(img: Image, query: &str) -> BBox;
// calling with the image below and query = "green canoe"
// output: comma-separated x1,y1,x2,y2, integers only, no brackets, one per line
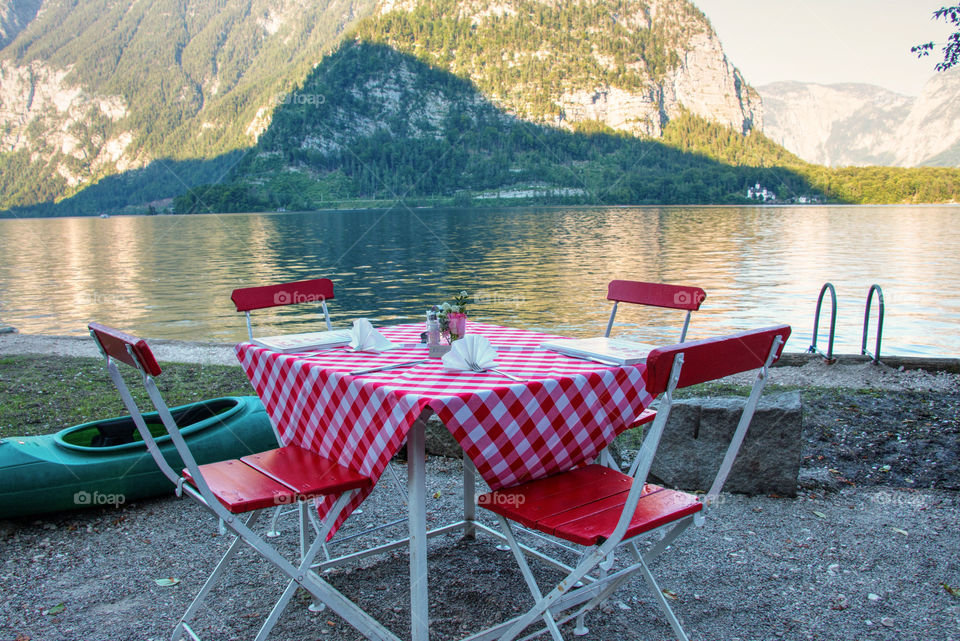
0,396,277,519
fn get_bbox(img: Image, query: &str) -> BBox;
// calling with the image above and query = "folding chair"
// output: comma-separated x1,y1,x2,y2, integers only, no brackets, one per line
231,277,336,340
231,277,408,549
605,280,707,342
232,278,342,538
600,280,708,440
478,324,791,641
88,323,398,641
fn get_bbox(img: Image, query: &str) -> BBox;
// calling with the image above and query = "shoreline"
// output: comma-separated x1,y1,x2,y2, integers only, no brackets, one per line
2,332,959,390
4,201,960,221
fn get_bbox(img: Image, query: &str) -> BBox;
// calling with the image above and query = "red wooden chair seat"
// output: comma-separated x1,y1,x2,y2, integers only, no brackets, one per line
627,407,657,429
181,447,372,515
241,446,372,496
480,464,702,546
183,460,302,514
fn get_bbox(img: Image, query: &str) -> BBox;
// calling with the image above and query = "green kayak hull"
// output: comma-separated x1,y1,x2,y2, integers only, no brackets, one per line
0,396,277,519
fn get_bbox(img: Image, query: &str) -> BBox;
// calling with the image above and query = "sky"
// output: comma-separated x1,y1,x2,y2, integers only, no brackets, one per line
691,0,953,96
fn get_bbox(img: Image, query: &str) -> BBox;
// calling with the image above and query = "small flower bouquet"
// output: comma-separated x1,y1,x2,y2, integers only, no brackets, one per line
438,290,469,342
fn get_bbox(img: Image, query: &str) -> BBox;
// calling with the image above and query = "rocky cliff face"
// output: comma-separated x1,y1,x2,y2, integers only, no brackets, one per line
1,0,762,211
0,0,375,209
759,69,960,167
369,0,761,138
0,0,41,49
558,29,761,137
0,60,135,185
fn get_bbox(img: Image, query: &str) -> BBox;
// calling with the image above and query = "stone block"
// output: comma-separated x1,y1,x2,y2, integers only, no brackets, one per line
424,414,464,458
648,391,802,497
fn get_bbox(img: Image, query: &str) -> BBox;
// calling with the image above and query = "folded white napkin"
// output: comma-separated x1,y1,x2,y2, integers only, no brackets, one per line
348,318,395,352
442,334,498,371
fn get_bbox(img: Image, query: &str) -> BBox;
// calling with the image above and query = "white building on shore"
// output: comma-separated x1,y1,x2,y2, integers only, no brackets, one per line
747,183,776,202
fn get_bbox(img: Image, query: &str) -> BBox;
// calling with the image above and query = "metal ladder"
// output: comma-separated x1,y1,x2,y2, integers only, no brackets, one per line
861,284,884,363
809,283,885,364
808,283,837,362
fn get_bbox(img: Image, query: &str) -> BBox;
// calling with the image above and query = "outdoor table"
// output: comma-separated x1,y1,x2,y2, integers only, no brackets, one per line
235,322,654,640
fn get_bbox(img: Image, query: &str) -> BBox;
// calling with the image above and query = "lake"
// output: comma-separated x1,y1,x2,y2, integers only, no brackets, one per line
1,205,958,357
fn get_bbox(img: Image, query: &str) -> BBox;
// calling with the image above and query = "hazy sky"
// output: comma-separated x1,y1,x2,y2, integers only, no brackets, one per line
691,0,952,95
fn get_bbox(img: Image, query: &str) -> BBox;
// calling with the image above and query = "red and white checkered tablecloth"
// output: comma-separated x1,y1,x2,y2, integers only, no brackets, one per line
235,322,654,535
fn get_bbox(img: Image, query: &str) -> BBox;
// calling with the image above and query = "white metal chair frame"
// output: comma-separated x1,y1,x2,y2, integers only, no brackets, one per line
475,326,789,641
604,279,707,343
231,278,409,545
89,325,399,641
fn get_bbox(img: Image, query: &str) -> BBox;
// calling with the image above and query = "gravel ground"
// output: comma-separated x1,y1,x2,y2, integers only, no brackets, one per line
2,334,959,640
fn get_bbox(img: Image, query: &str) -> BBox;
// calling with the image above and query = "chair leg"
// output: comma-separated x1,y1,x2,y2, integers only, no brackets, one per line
254,491,360,641
266,505,283,538
172,511,261,641
496,516,565,641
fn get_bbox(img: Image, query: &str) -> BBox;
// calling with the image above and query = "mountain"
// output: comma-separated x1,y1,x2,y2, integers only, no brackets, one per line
0,0,772,212
184,39,808,212
358,0,762,138
1,0,958,215
759,69,960,168
0,0,377,210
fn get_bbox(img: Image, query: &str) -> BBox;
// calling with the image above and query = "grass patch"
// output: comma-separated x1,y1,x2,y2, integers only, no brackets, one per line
0,355,254,439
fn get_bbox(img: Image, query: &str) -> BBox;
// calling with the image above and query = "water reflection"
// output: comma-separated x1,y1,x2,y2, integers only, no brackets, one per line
0,206,958,356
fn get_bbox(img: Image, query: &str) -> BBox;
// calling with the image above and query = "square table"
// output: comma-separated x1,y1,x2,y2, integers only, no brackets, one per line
236,322,654,640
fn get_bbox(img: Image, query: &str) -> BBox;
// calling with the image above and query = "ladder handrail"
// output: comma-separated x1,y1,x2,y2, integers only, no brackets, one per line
808,282,837,363
861,284,885,363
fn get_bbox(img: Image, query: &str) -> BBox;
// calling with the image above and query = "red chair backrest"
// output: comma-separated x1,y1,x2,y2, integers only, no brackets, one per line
231,278,335,312
88,322,162,377
644,325,791,396
607,280,706,312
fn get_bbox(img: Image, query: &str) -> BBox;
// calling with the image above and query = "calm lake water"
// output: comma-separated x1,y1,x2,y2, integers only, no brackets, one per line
1,206,958,357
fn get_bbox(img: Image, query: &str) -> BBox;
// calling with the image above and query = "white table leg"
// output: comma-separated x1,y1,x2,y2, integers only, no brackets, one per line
408,412,429,640
463,453,476,539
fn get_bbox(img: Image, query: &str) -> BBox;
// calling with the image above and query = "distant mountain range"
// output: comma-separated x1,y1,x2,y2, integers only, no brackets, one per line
759,69,960,168
0,0,957,216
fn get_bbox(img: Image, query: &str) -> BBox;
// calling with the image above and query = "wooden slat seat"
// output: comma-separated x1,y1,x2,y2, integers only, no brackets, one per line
182,459,302,514
241,446,371,496
182,447,373,515
480,464,701,546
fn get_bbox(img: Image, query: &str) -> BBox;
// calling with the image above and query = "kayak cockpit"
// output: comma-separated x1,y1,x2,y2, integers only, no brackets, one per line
54,397,244,453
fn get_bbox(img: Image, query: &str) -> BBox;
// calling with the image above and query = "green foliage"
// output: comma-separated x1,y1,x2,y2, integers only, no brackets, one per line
0,0,378,209
209,41,822,208
913,5,960,71
353,0,700,122
662,112,960,204
145,40,960,209
3,0,959,215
